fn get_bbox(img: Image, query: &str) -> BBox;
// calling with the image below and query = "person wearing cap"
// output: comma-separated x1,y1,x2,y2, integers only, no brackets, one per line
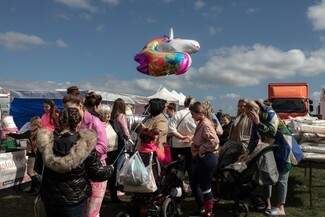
238,100,304,216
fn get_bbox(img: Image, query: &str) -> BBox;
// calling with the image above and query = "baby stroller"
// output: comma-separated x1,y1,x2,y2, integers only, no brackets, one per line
116,151,185,217
212,140,279,217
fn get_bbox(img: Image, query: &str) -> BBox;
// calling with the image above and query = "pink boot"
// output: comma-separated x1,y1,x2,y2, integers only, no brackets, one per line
204,198,214,217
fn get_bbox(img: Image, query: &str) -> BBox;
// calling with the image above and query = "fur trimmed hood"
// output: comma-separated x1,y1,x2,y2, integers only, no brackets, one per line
37,128,97,173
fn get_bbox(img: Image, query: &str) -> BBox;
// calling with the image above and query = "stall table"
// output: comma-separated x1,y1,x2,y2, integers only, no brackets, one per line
303,153,325,207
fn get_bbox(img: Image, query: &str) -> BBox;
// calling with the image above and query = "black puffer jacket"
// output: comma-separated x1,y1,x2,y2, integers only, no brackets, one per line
35,128,113,206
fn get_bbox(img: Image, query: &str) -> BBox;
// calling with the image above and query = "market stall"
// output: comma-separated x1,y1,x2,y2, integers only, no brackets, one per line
287,117,325,206
0,150,30,190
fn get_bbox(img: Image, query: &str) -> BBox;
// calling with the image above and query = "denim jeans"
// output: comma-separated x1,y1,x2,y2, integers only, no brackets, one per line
263,170,290,204
45,202,84,217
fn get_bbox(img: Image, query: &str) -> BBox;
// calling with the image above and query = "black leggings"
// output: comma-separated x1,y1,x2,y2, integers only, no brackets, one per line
190,152,218,209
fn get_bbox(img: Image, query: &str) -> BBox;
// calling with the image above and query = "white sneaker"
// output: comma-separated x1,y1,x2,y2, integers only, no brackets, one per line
117,190,125,196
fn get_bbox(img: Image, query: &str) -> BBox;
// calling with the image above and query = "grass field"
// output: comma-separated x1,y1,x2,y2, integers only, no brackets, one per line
0,161,324,217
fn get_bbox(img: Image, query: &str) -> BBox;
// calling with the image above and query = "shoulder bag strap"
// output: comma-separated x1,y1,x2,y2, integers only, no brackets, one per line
176,112,190,130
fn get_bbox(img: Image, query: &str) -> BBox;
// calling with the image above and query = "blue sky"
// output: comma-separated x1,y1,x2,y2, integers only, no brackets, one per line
1,0,325,116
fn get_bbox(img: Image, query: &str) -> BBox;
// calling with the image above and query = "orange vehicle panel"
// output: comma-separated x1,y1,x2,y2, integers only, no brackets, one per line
268,83,308,99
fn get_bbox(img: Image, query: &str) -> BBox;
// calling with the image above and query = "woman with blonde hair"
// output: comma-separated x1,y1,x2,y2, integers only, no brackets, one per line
188,101,219,217
229,99,253,151
8,116,43,194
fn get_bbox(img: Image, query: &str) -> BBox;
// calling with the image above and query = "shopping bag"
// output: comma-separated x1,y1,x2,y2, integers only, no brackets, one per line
116,152,128,185
124,164,157,193
119,151,148,186
124,152,158,193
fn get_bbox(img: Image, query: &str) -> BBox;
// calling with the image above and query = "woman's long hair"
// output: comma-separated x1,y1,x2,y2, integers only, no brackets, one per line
44,99,60,128
111,98,126,120
190,101,213,122
30,116,43,152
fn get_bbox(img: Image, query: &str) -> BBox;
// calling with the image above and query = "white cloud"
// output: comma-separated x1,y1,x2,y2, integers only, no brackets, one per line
208,26,221,36
307,0,325,31
195,0,205,9
102,0,119,5
311,90,321,104
205,95,216,101
55,39,68,48
56,13,75,20
247,8,257,13
0,32,48,51
220,93,240,100
202,6,223,18
188,45,325,88
162,0,174,3
320,35,325,42
96,24,106,31
146,17,157,23
55,0,98,13
79,13,92,20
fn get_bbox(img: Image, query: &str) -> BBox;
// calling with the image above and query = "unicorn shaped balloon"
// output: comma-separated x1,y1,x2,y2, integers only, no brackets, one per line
134,28,200,77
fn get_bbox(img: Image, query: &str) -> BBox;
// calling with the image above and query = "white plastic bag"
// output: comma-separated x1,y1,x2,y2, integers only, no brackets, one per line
119,151,148,186
116,152,128,185
124,152,158,193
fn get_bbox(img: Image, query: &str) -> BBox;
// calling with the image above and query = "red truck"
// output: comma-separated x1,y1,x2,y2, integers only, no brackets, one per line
267,83,313,119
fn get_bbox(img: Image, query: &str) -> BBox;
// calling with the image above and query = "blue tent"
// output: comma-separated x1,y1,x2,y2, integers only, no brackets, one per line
9,90,71,129
9,90,147,129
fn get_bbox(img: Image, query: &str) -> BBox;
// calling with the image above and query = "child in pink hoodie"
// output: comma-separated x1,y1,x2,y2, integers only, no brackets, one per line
138,128,171,165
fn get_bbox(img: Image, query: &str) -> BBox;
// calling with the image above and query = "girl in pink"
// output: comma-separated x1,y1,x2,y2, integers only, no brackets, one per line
62,86,108,217
138,128,171,165
41,99,59,132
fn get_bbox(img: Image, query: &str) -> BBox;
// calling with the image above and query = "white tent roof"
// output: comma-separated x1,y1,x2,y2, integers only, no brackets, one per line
148,87,179,103
179,92,186,101
170,90,184,106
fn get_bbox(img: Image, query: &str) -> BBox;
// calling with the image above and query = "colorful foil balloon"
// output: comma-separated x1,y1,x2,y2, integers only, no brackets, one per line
134,28,200,77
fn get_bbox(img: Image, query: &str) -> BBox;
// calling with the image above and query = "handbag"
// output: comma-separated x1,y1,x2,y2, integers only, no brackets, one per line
119,151,148,186
124,152,158,193
34,165,45,217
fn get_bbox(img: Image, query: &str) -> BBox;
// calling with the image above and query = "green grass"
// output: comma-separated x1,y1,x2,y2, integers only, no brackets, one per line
0,162,324,216
180,162,325,217
244,162,325,217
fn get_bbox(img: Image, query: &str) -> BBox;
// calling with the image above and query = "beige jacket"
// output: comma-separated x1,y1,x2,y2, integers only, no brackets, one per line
191,118,219,157
143,113,168,149
229,114,253,150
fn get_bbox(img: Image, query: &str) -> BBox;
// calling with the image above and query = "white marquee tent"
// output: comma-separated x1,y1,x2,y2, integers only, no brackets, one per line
148,87,179,104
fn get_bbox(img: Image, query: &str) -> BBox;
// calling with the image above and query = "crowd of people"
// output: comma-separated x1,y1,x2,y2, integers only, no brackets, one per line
6,86,304,217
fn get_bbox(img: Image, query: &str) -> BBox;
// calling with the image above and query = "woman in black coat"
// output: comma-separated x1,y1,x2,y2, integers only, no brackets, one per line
35,108,113,217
